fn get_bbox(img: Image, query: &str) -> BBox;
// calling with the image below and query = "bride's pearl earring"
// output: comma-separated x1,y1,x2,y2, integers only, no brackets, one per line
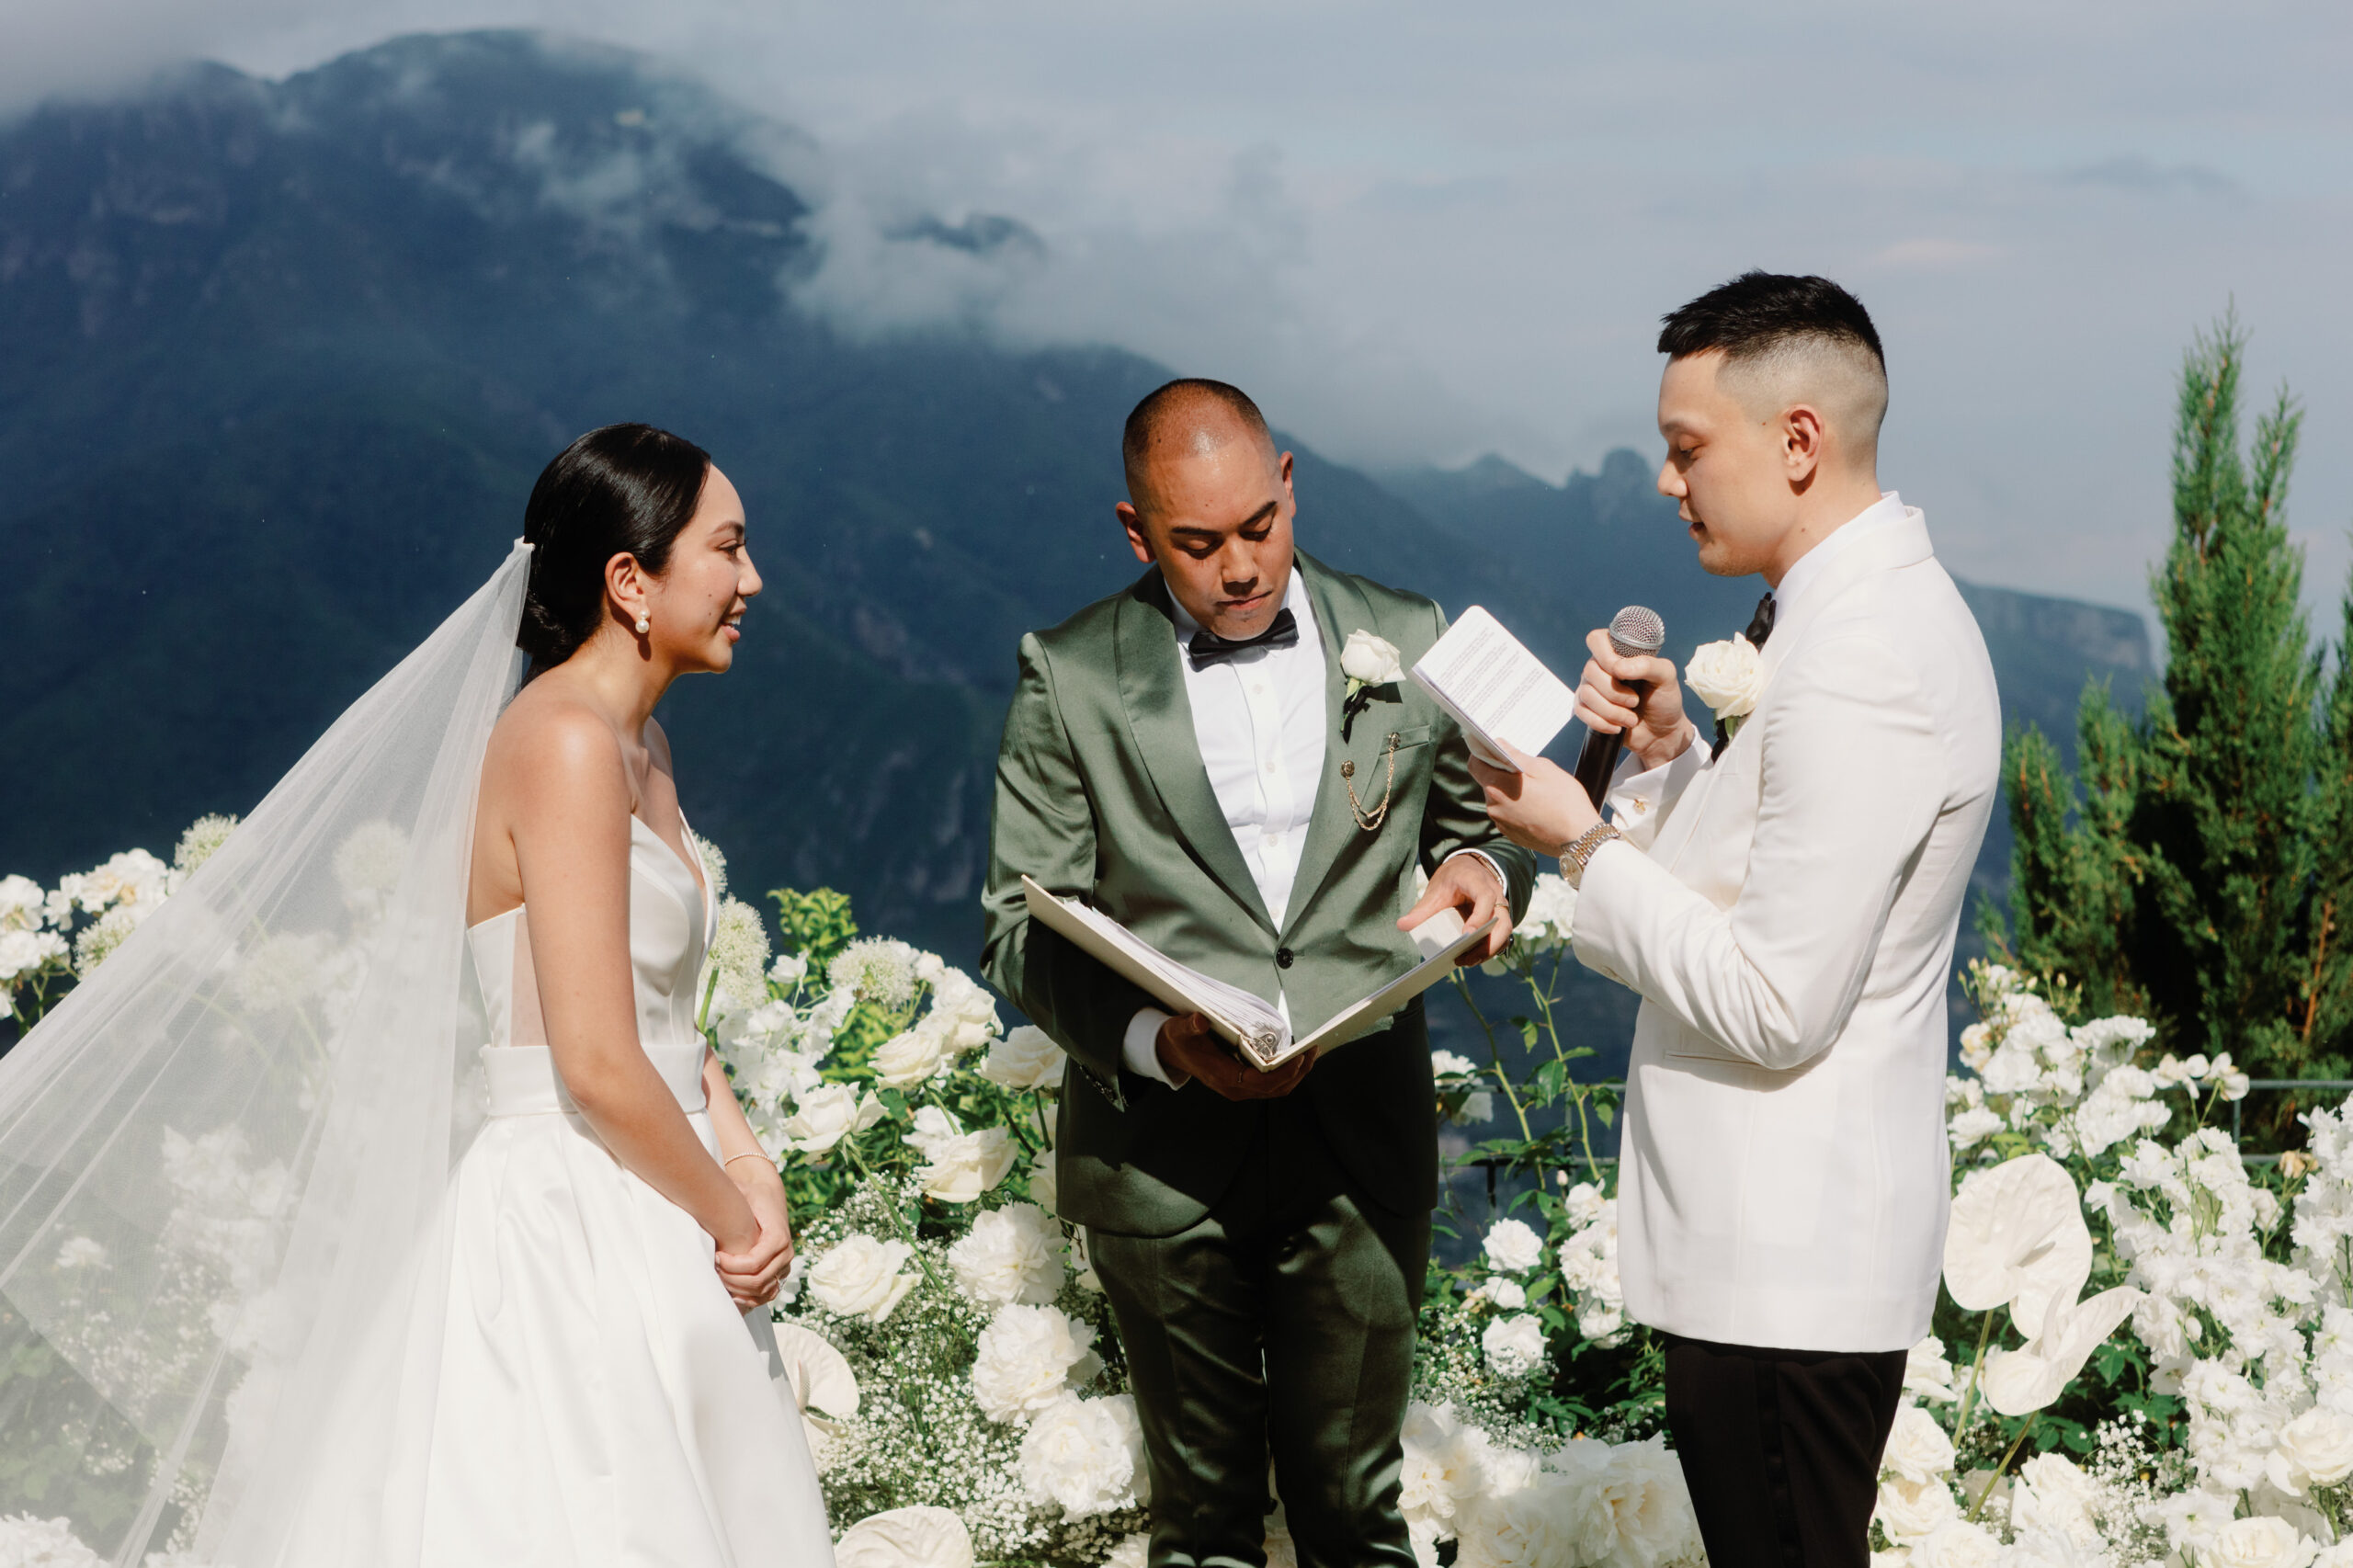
634,614,651,634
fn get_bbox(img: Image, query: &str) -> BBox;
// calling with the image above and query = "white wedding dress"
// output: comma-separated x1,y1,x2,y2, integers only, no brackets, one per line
277,815,834,1566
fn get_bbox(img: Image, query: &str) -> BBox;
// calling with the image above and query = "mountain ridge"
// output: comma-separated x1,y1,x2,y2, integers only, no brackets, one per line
0,30,2147,984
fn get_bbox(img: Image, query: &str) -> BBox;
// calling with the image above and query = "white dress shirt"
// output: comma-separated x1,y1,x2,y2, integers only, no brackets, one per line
1121,570,1500,1085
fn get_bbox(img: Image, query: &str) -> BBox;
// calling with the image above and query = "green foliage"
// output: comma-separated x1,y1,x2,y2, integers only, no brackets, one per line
1992,314,2350,1085
770,886,860,970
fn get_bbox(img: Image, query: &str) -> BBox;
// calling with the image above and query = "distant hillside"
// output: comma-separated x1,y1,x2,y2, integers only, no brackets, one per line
0,30,2152,1045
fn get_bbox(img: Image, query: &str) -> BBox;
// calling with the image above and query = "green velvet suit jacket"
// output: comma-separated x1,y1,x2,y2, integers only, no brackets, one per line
981,551,1536,1237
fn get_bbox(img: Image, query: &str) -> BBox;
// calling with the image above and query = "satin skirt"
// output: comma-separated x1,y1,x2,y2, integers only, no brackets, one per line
275,1051,832,1567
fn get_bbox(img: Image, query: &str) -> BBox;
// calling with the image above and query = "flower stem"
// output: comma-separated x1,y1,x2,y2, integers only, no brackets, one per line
1966,1414,2040,1524
1952,1309,1996,1439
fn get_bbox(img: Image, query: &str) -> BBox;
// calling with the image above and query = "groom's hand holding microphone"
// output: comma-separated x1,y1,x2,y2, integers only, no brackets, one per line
1472,617,1695,856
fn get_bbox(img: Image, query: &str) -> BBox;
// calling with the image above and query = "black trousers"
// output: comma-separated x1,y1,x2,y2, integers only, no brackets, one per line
1661,1335,1909,1568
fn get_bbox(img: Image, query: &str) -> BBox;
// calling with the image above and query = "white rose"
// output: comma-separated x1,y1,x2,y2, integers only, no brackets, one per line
1029,1147,1060,1212
808,1234,919,1324
1684,633,1765,719
873,1022,951,1088
834,1506,975,1568
1880,1405,1957,1483
1594,1437,1702,1568
1399,1403,1493,1529
979,1025,1067,1091
1340,629,1404,687
947,1202,1068,1306
1482,1218,1544,1274
911,1124,1017,1204
1473,1278,1527,1311
1873,1473,1961,1546
2270,1405,2353,1493
1481,1313,1546,1377
971,1303,1102,1423
1904,1338,1958,1404
783,1084,887,1153
1907,1518,2000,1568
1017,1391,1147,1516
2209,1516,2320,1568
0,927,67,985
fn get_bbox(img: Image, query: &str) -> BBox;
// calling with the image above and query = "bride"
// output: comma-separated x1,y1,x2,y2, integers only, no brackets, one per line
0,426,833,1565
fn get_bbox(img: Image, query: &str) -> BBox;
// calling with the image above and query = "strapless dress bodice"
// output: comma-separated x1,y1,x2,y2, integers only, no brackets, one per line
467,813,716,1118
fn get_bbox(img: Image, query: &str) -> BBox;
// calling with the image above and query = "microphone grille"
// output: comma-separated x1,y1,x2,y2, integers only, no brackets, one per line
1608,605,1666,659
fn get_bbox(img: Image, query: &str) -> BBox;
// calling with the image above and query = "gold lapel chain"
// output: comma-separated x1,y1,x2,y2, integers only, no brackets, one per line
1341,733,1401,832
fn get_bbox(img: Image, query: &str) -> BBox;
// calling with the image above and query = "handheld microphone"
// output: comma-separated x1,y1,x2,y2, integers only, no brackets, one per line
1572,606,1666,808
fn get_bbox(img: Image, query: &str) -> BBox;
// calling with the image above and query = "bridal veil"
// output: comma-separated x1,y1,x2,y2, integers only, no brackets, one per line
0,541,531,1562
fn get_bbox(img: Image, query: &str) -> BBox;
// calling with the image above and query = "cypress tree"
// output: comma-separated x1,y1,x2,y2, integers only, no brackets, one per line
1995,315,2332,1076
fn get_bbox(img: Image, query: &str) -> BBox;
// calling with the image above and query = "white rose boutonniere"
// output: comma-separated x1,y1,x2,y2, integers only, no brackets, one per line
1339,630,1404,705
1685,634,1766,740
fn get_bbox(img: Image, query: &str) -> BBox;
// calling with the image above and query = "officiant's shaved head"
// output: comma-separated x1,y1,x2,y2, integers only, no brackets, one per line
1122,379,1279,503
1117,378,1298,640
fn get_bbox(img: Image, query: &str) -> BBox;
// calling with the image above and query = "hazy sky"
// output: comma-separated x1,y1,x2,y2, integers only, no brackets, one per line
8,0,2350,615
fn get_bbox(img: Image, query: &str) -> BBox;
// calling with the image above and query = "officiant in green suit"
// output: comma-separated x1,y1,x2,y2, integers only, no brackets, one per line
982,379,1535,1568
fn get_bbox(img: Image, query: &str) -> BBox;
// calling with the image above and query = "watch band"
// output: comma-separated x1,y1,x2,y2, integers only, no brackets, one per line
1559,822,1623,886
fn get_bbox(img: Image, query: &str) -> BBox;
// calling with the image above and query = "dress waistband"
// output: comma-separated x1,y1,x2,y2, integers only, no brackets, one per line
481,1044,709,1119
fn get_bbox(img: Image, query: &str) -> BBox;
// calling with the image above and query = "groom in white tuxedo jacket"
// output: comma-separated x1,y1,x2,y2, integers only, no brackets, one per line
1475,272,2000,1568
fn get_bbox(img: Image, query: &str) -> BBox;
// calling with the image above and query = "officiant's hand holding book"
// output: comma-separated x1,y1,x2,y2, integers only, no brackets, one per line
1019,875,1495,1073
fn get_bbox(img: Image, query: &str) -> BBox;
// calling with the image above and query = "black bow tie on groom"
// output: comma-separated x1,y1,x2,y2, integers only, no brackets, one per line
1713,593,1777,751
1188,608,1301,670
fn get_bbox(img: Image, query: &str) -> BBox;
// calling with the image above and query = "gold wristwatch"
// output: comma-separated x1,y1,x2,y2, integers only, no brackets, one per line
1558,822,1622,888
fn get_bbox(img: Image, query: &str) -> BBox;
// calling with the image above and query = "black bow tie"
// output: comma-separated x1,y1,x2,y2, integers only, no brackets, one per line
1188,608,1301,670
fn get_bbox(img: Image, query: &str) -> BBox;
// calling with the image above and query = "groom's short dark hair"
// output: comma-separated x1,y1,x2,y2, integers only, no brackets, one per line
1657,271,1884,370
1123,379,1272,483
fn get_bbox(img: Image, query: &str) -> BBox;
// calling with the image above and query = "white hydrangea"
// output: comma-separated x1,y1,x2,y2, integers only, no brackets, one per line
971,1303,1102,1424
830,938,923,1009
1017,1391,1147,1516
947,1202,1067,1307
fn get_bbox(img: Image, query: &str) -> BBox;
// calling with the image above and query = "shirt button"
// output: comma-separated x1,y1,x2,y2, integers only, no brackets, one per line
1276,948,1294,969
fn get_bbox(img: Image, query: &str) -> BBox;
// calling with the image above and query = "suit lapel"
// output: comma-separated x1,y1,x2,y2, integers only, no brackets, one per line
1282,554,1379,940
1114,571,1276,935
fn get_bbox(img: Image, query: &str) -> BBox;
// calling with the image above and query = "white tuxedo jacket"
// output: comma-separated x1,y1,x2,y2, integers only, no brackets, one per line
1574,507,1999,1353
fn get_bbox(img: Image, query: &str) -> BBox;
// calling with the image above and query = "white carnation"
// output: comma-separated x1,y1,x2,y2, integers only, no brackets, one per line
1017,1391,1147,1517
1482,1218,1544,1273
971,1303,1101,1424
979,1025,1067,1091
1481,1313,1546,1377
808,1234,918,1324
947,1202,1067,1306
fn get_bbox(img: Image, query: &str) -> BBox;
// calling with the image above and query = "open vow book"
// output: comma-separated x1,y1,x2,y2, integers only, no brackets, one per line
1410,606,1578,772
1020,876,1495,1071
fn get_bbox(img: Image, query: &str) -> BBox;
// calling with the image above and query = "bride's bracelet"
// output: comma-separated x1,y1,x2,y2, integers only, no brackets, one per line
722,1151,775,1174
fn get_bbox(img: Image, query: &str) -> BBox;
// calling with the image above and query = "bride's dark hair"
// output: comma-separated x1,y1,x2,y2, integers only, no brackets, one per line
518,423,712,676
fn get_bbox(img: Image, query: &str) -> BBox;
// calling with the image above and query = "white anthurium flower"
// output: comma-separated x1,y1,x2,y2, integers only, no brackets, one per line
773,1319,859,1466
833,1506,977,1568
1340,629,1404,698
1685,634,1766,728
1981,1284,2143,1416
1943,1153,2093,1336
